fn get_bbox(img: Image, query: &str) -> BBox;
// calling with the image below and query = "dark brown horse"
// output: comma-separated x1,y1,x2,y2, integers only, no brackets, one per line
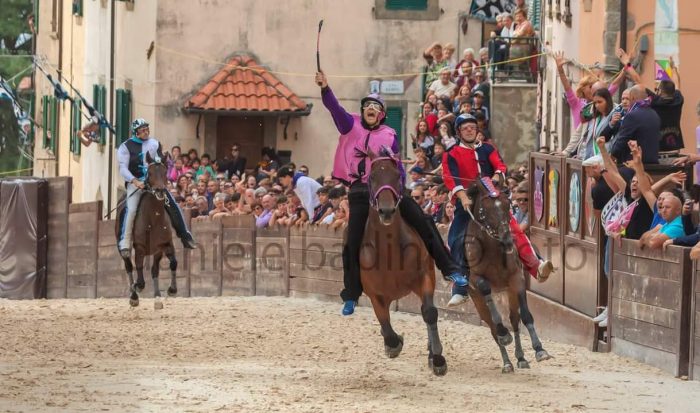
360,147,447,375
464,177,550,373
115,153,178,307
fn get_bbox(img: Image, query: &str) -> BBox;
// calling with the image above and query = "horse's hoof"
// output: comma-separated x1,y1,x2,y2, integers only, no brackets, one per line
536,350,552,362
517,359,530,369
129,298,139,307
384,335,404,358
497,332,513,347
429,354,447,376
167,287,177,297
502,364,514,374
154,300,163,310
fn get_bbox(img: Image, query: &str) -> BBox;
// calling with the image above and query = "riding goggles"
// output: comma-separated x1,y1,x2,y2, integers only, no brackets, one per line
362,102,384,112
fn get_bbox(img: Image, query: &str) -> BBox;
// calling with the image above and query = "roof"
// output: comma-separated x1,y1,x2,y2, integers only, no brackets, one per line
185,55,310,116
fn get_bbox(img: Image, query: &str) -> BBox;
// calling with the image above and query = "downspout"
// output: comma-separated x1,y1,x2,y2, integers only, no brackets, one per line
618,0,628,101
56,0,64,177
107,0,116,218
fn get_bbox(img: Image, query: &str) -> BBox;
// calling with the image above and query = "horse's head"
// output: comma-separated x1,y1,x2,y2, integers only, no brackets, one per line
467,176,513,249
367,146,402,226
145,152,168,194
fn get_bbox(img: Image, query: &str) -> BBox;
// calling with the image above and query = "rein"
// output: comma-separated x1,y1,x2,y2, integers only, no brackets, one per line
368,155,402,209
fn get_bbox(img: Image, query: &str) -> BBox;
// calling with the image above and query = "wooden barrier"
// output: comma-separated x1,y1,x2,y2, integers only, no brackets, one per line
610,240,693,377
189,219,223,296
690,260,700,380
255,225,289,296
66,202,101,298
221,215,256,296
46,177,72,299
288,225,344,301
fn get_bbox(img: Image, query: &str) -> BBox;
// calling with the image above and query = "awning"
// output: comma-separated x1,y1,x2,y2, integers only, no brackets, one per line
185,54,311,116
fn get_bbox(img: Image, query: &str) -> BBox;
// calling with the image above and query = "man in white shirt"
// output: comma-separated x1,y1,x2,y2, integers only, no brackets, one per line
427,68,457,100
277,166,321,217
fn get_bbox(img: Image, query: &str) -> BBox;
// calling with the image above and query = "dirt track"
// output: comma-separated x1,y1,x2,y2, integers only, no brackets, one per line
0,296,698,412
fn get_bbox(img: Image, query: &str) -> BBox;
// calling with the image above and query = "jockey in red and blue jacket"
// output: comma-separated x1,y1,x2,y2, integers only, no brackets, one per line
316,71,469,316
443,114,554,306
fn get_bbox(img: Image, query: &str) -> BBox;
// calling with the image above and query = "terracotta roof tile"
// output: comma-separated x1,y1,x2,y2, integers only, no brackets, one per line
186,55,307,114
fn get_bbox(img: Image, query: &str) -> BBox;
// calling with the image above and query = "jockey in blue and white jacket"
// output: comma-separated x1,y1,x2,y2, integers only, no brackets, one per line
117,118,195,258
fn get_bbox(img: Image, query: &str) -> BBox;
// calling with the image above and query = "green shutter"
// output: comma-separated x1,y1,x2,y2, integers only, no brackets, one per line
115,89,132,146
70,98,82,155
386,0,427,10
94,84,107,144
72,0,83,16
42,96,48,148
384,106,403,150
46,97,58,153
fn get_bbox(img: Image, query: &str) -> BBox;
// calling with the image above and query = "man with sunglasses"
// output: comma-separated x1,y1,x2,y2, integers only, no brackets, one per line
443,114,553,306
222,144,247,179
316,71,468,316
116,118,196,259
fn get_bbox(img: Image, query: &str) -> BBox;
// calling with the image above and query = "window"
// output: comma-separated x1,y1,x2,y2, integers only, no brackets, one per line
562,0,572,26
51,0,59,33
384,106,404,154
72,0,83,17
70,98,82,155
42,95,58,153
375,0,439,20
93,84,107,144
116,89,132,146
386,0,427,10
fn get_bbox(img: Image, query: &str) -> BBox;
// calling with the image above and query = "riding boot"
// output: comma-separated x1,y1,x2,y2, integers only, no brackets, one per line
398,196,467,284
447,202,472,306
340,184,370,314
508,212,547,279
164,191,196,249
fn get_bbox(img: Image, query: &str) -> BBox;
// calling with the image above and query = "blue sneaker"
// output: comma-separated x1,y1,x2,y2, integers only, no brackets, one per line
342,300,357,316
447,272,469,287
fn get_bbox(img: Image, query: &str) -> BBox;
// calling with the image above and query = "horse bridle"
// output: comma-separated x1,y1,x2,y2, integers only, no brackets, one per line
144,161,169,206
466,179,510,241
367,156,402,210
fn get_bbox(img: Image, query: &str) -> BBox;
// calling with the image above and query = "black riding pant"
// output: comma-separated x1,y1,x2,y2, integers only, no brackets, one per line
340,183,461,302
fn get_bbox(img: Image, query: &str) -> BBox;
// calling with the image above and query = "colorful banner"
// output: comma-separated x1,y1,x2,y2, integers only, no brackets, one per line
654,0,679,81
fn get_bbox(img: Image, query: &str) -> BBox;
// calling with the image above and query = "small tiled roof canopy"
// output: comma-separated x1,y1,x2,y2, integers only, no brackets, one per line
185,55,311,115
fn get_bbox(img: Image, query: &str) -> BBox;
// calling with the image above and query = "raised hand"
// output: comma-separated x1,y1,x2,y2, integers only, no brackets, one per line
315,71,328,88
616,48,630,66
554,51,566,68
668,171,687,186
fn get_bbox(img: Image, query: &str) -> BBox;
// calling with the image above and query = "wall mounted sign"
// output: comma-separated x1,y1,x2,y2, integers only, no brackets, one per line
380,80,405,95
547,169,559,228
569,172,581,232
534,166,544,222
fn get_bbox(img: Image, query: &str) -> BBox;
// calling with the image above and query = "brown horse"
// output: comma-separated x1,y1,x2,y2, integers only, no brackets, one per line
360,147,447,375
464,177,550,373
115,153,178,307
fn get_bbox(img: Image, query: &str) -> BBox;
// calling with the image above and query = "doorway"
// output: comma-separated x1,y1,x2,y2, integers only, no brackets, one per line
216,116,264,174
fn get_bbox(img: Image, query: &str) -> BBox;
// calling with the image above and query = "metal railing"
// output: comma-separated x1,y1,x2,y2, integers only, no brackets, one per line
487,36,540,84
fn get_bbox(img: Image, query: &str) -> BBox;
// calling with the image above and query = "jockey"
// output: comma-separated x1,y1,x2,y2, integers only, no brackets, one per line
316,71,469,316
443,114,554,306
117,118,196,258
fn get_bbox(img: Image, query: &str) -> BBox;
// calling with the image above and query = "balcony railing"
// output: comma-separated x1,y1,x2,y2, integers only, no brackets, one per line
487,36,540,84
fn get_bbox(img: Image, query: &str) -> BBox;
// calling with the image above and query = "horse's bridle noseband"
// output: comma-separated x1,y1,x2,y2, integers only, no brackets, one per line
367,156,402,210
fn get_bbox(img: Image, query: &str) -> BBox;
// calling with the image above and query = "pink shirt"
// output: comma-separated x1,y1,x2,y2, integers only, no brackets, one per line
566,84,620,129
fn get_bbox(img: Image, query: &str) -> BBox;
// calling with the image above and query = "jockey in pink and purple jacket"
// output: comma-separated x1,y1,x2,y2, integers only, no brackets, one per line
316,71,468,316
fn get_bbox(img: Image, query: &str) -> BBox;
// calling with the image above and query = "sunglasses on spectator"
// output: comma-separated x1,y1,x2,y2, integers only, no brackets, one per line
515,198,528,203
300,169,308,174
362,102,383,111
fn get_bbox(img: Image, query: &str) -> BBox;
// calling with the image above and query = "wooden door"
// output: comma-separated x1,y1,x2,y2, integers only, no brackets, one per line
216,116,264,174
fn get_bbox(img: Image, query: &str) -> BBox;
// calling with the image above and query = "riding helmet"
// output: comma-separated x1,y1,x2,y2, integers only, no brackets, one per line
131,118,150,134
453,113,478,131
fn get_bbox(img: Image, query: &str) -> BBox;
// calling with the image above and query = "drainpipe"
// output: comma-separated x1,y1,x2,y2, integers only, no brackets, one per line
56,0,64,177
619,0,628,100
107,0,116,218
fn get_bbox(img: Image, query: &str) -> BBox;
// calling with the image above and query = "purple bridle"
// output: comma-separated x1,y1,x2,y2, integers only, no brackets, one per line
367,155,402,209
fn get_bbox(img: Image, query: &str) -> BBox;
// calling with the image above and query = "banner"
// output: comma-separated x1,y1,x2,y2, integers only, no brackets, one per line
470,0,518,21
654,0,679,81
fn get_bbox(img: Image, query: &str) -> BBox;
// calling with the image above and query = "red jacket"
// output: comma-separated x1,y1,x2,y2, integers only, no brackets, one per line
442,141,507,201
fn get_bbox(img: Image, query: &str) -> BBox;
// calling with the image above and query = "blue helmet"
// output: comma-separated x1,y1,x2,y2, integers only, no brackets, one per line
131,118,149,134
454,114,477,131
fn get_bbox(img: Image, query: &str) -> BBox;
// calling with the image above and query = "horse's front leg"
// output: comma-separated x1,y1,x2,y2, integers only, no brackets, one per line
473,275,512,346
369,294,403,358
134,251,146,292
122,257,139,307
151,252,162,298
419,270,447,376
507,281,528,369
166,248,178,297
470,289,514,373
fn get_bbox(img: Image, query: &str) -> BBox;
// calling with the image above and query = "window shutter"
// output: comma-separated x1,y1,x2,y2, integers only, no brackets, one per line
384,106,403,151
48,97,58,153
93,84,107,144
115,89,132,146
386,0,427,10
70,98,82,155
72,0,83,16
42,96,48,148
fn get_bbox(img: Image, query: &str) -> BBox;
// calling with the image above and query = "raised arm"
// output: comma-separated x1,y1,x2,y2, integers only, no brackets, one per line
597,137,626,194
316,71,354,135
554,51,573,94
626,141,657,208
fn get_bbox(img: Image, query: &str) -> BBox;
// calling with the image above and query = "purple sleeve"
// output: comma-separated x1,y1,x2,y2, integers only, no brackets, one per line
256,210,272,228
321,86,354,135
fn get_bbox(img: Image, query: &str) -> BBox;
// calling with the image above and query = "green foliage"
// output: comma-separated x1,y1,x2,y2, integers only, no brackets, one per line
0,0,33,51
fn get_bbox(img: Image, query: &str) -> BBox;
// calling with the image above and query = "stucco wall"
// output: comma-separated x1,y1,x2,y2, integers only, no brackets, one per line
491,84,538,166
153,0,481,176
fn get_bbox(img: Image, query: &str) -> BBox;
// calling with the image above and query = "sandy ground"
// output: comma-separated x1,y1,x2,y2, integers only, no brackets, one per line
0,296,699,413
